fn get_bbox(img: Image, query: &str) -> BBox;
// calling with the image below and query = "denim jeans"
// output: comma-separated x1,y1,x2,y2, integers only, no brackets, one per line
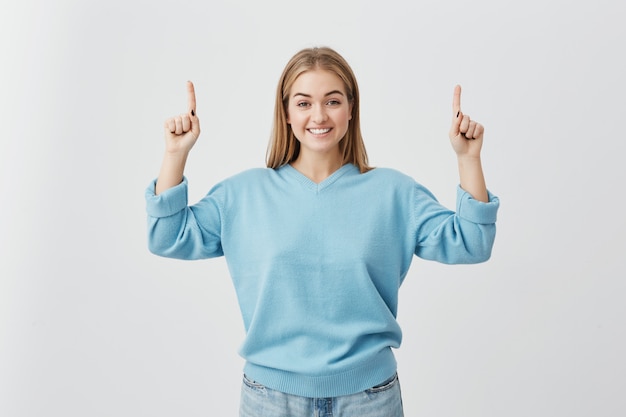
239,373,404,417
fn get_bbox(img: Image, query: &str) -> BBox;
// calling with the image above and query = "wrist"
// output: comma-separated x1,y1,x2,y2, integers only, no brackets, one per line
457,154,482,166
163,148,190,164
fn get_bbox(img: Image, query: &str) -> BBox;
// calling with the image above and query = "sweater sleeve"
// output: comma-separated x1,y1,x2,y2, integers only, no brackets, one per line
413,184,499,264
145,177,224,260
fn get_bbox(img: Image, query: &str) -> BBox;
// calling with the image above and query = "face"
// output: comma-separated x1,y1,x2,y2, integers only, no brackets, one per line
286,69,353,159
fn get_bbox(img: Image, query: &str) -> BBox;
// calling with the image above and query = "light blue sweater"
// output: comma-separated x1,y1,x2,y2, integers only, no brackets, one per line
145,163,499,397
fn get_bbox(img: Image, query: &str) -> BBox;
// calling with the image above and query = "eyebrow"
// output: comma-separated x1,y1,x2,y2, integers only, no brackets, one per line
292,90,345,98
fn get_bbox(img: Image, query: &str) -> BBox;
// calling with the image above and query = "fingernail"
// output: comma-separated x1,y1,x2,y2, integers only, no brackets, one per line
191,109,195,116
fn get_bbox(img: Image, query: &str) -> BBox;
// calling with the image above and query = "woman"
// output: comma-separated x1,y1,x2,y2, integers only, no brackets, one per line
146,46,499,416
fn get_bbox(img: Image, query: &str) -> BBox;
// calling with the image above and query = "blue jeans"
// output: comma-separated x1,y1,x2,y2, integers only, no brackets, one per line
239,373,404,417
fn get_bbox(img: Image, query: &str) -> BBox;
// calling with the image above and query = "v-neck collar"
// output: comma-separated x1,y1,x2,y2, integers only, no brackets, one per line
280,163,357,193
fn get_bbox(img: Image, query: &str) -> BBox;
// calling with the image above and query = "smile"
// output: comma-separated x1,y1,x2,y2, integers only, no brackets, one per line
308,128,332,135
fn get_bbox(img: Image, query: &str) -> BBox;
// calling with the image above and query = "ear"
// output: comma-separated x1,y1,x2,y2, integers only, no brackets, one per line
349,100,354,120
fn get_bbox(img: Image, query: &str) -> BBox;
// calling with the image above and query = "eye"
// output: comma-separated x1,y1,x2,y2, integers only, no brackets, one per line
296,101,310,108
326,99,341,106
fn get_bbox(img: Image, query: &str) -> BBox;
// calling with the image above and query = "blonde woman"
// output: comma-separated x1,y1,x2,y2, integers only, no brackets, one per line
146,47,499,416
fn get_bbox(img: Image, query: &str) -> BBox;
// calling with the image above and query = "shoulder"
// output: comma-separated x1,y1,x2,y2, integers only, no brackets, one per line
357,167,438,201
360,167,417,188
218,167,276,187
207,167,285,199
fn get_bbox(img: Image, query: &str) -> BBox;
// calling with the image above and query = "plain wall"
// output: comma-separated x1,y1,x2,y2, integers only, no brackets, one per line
1,0,624,415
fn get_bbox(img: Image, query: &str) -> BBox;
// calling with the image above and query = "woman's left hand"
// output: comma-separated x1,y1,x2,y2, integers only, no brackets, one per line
449,85,483,158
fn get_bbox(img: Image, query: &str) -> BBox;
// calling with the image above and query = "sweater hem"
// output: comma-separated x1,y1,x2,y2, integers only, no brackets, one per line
242,348,397,398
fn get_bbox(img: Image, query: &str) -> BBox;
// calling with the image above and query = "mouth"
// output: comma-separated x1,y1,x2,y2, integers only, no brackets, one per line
307,128,332,135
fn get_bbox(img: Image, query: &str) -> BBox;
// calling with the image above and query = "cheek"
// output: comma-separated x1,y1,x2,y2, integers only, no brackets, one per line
341,109,352,124
287,112,305,128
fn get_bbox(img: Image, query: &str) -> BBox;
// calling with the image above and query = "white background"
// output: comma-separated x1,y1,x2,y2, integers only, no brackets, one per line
1,0,624,416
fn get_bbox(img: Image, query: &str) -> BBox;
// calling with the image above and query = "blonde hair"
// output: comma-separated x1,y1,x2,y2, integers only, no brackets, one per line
266,47,372,173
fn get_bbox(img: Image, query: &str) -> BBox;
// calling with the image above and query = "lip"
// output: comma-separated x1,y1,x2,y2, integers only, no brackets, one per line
307,127,333,135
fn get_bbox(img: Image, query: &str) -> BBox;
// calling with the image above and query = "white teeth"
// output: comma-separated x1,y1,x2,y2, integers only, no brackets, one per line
309,128,331,134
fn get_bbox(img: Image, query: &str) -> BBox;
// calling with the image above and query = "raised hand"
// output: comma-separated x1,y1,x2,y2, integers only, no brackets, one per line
163,81,201,155
449,85,483,158
155,81,201,194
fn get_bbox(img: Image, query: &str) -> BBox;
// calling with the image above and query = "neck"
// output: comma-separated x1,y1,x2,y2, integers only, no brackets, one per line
291,152,344,184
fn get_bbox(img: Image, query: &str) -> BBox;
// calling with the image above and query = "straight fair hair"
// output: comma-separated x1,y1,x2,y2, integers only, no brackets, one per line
266,47,372,173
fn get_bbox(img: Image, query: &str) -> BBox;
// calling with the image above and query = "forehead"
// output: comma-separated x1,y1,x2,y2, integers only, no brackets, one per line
290,69,346,96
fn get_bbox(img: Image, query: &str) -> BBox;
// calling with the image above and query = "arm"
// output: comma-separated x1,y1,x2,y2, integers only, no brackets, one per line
413,183,499,264
146,81,223,260
156,81,201,194
448,85,489,203
411,86,498,264
146,178,224,260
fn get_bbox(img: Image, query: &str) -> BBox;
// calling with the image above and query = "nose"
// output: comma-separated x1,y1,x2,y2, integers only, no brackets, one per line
312,104,328,124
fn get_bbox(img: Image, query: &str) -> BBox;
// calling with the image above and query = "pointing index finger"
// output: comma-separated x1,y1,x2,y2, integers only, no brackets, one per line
187,80,197,116
453,84,462,116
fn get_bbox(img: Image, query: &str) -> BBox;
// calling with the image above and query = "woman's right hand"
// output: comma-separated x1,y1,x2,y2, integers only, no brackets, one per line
155,81,201,195
163,81,201,155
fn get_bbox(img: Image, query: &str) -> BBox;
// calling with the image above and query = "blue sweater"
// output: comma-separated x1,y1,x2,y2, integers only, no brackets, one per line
145,163,499,397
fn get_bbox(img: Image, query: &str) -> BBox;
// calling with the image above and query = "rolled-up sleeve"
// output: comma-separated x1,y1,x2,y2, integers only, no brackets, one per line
414,185,500,264
145,178,224,260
